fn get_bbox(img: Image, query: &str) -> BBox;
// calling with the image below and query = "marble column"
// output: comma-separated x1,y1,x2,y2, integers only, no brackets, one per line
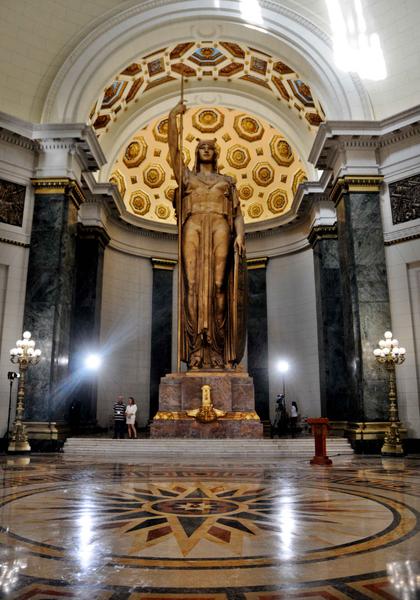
247,258,269,421
68,224,110,426
333,177,390,421
23,179,83,422
309,225,349,419
149,259,176,419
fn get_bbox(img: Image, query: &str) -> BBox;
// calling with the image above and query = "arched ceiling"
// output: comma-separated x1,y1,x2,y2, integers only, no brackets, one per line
109,106,308,227
89,41,325,139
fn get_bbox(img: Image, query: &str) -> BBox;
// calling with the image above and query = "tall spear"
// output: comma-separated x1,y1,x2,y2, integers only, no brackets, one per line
177,71,185,372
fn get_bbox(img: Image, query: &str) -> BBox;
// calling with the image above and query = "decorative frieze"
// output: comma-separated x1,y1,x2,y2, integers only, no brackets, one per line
0,177,26,227
389,174,420,225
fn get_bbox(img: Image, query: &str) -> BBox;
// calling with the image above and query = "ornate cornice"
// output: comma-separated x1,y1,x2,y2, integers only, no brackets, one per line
151,257,177,270
0,129,36,151
0,237,30,248
330,176,384,206
31,178,85,208
384,223,420,246
307,224,337,248
247,257,268,270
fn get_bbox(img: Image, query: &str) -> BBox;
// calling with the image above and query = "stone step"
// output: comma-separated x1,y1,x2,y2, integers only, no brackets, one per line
63,437,353,456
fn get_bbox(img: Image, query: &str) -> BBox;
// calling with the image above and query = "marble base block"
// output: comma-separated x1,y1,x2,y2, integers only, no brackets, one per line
150,371,263,438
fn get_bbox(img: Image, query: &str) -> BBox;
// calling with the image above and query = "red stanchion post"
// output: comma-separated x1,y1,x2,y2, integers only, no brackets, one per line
307,417,332,465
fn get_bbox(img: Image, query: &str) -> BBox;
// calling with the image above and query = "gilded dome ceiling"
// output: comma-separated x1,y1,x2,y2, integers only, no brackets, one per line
109,107,308,226
90,41,325,137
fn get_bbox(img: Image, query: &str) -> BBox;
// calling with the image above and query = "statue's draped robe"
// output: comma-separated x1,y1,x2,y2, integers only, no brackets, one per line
177,167,247,368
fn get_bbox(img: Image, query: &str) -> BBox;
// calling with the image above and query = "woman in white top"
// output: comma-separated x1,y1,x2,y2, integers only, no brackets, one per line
125,397,138,439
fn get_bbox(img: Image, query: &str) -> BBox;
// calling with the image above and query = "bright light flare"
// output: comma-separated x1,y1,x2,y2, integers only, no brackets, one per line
84,354,102,370
240,0,263,26
326,0,387,81
278,360,289,374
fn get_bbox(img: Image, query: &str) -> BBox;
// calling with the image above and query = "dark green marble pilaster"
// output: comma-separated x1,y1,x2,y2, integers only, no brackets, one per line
310,228,349,419
68,224,110,426
149,259,175,419
247,259,269,421
23,181,81,422
334,179,390,421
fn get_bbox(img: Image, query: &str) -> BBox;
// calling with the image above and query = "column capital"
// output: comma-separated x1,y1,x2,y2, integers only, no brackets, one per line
31,177,85,208
330,175,384,206
308,224,337,248
151,258,177,271
247,257,268,270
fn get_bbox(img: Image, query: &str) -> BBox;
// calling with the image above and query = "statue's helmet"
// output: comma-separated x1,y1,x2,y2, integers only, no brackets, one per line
194,138,218,173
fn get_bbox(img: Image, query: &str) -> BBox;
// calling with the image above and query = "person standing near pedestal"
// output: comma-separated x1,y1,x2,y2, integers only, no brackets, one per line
168,101,247,370
125,397,138,439
113,396,126,439
290,401,299,438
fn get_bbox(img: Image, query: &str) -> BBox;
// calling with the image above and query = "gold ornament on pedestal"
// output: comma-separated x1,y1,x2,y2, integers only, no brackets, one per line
9,331,42,453
373,331,406,456
187,385,226,423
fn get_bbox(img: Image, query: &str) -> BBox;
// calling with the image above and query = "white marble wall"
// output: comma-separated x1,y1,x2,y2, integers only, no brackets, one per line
97,246,153,429
385,241,420,437
266,248,320,423
0,135,34,436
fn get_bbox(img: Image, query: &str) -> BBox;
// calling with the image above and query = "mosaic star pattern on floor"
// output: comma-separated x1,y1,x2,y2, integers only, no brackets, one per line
0,454,419,598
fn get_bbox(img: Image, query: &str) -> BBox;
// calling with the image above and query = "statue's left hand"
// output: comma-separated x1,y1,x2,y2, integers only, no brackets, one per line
234,235,245,257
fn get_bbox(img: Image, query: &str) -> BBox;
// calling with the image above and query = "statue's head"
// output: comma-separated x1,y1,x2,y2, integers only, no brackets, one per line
194,139,218,173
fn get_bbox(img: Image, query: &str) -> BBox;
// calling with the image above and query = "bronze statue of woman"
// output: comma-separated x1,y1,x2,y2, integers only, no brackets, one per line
168,101,247,370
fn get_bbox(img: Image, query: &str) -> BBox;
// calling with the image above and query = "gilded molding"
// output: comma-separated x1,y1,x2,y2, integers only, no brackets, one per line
345,421,407,440
0,237,30,248
247,257,268,270
151,257,177,270
307,224,337,248
330,176,384,206
384,232,420,246
153,410,260,420
31,178,85,208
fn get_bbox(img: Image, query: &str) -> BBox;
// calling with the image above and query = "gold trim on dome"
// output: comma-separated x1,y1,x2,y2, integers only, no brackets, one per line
252,162,274,187
129,190,151,215
109,171,126,198
226,144,251,169
166,148,191,168
267,189,288,214
270,135,294,166
238,184,254,201
233,114,264,141
155,204,170,219
143,163,166,189
192,108,224,133
248,202,264,219
153,118,169,142
123,137,147,168
164,186,176,202
91,40,325,141
292,169,308,195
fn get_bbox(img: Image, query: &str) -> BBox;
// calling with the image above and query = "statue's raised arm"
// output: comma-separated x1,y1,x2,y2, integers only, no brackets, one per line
168,101,187,185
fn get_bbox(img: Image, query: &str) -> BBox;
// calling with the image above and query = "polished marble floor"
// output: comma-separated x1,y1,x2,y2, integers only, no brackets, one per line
0,453,419,599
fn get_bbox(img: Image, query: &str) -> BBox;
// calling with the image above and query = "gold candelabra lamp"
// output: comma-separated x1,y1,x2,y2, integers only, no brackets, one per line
9,331,42,453
373,331,406,456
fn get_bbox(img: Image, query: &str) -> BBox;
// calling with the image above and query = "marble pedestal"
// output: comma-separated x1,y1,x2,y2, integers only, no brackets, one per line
150,371,263,438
